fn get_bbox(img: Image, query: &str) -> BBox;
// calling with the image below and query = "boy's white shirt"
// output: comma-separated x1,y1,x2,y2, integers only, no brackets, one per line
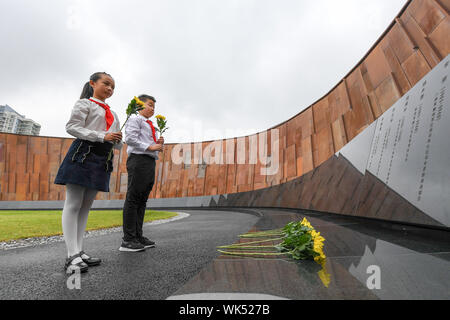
124,114,159,159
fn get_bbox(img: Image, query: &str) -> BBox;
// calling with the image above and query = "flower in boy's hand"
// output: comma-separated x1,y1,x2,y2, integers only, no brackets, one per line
121,96,145,131
155,114,168,135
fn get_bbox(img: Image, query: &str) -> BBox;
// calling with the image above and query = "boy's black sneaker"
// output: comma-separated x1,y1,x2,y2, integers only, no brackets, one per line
119,241,146,252
138,237,156,248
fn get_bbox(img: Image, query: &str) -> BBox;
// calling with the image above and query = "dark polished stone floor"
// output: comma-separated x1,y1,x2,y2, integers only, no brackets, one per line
168,209,450,300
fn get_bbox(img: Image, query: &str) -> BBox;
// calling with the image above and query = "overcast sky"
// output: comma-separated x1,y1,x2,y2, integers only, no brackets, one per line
0,0,407,143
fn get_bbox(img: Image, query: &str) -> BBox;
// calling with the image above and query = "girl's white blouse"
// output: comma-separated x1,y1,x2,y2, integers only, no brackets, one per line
65,98,123,150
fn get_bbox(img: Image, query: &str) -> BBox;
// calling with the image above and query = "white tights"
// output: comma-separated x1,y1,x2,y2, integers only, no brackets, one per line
62,184,98,258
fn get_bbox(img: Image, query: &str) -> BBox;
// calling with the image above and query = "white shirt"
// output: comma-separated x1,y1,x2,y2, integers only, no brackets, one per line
65,97,123,150
124,114,159,159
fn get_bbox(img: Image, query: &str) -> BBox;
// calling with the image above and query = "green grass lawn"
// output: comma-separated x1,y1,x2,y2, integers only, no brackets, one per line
0,210,178,242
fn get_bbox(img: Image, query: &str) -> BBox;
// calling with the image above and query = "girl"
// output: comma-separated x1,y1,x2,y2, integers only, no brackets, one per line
55,72,122,274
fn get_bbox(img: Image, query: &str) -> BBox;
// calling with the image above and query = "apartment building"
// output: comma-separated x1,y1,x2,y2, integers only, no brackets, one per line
0,105,41,136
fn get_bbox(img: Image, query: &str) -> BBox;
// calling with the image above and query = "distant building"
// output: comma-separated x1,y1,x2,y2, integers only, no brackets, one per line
0,105,41,136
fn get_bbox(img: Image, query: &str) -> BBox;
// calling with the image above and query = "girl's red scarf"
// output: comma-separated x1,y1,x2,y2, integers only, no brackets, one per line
89,99,114,131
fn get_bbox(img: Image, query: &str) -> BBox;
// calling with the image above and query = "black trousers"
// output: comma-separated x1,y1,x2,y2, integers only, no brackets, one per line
122,153,156,242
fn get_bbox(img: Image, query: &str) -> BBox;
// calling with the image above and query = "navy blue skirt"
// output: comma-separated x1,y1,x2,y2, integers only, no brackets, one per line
54,139,114,192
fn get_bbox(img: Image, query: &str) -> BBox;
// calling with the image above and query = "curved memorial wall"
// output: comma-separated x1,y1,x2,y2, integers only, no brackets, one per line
0,0,449,228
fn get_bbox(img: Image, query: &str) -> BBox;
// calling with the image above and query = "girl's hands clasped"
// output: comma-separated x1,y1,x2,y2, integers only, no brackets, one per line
104,131,122,143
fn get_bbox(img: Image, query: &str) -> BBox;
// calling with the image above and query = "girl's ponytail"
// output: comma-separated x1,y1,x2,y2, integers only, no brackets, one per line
80,81,94,99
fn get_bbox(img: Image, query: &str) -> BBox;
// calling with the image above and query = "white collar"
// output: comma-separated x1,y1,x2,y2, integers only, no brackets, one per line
89,97,107,104
138,114,151,121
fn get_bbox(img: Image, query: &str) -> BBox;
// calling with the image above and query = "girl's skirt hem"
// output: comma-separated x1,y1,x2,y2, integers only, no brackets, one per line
54,139,113,192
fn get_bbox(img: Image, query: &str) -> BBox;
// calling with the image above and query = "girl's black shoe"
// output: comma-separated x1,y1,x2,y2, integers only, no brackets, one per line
79,250,101,266
65,253,89,274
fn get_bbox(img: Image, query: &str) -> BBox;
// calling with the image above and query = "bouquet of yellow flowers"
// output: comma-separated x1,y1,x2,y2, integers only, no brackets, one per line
217,218,326,264
217,218,330,287
155,114,169,135
105,97,145,171
120,96,145,131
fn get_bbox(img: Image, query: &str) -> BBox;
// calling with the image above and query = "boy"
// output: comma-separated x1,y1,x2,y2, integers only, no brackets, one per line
119,95,164,252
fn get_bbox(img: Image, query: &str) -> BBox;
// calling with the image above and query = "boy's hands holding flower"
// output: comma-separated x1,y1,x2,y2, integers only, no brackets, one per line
148,143,164,152
147,114,167,152
147,137,164,152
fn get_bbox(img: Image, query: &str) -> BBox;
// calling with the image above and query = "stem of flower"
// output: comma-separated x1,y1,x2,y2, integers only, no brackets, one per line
217,245,278,250
219,237,284,247
239,233,284,238
217,250,290,257
120,115,131,132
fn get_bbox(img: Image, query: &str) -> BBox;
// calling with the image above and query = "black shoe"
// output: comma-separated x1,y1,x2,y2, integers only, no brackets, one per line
65,253,88,274
80,250,101,267
138,237,156,249
119,240,146,252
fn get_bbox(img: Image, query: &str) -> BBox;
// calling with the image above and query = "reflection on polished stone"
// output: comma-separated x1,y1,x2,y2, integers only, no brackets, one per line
167,293,289,300
168,209,450,300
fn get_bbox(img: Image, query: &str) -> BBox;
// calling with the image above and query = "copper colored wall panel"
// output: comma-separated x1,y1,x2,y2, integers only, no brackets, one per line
312,126,334,167
374,75,402,113
387,22,416,64
300,135,314,174
284,144,297,179
428,15,450,57
312,98,331,133
364,45,393,89
381,43,412,96
331,117,347,152
402,14,441,67
402,51,432,84
328,82,351,123
408,0,446,35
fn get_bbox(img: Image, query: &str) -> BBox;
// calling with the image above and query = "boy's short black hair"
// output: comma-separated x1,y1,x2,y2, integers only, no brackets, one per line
138,94,156,103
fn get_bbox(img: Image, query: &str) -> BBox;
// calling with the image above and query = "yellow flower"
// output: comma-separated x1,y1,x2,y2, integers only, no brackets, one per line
156,114,166,120
300,218,312,228
314,249,326,263
311,229,325,261
134,96,145,106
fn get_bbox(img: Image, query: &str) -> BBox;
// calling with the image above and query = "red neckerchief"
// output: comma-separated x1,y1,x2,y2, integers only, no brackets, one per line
145,120,157,143
89,98,114,131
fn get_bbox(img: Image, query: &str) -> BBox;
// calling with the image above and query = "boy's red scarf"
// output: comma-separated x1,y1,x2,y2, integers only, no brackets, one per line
146,120,157,143
89,99,114,131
